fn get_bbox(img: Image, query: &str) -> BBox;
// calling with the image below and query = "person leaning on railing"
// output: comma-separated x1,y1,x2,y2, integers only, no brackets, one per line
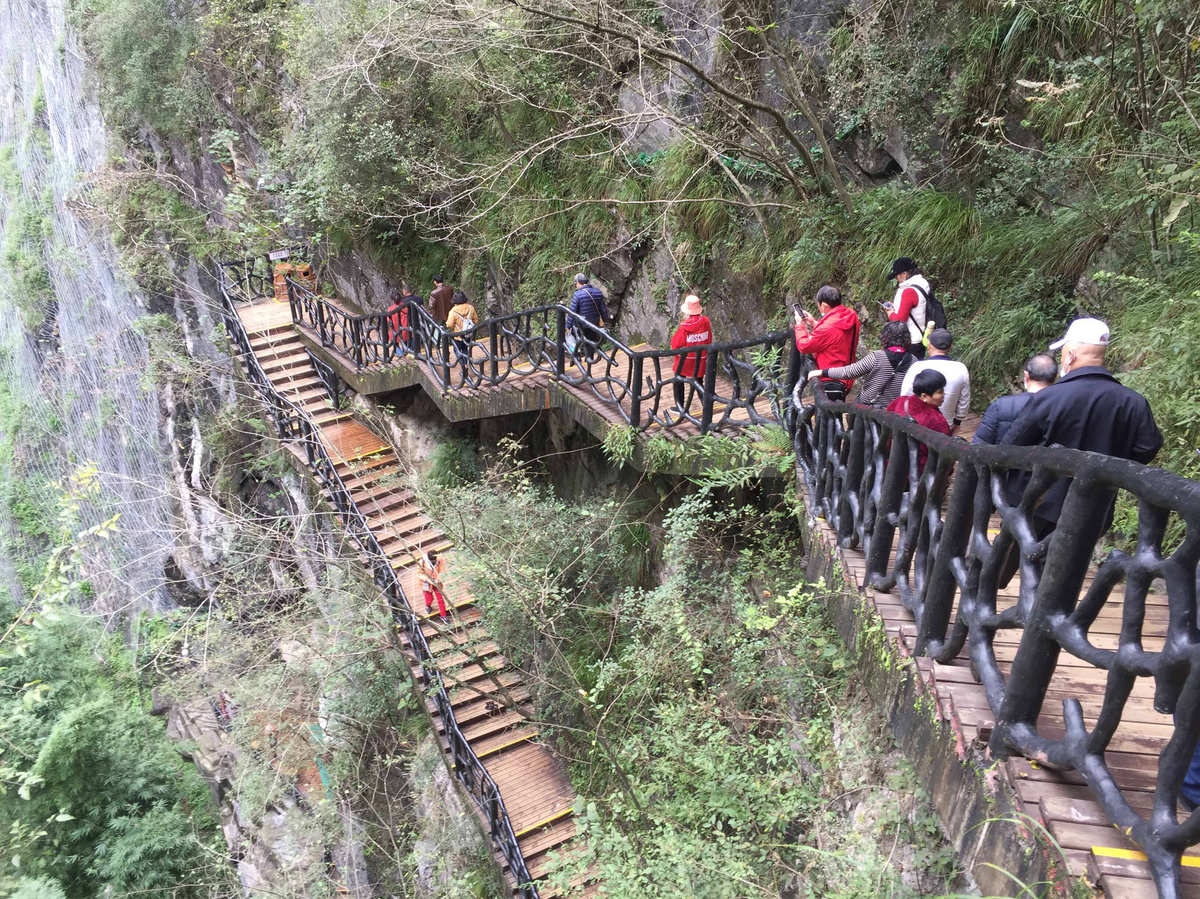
899,328,971,434
886,368,952,472
995,317,1162,585
971,353,1057,445
386,282,424,357
806,320,915,408
792,285,861,402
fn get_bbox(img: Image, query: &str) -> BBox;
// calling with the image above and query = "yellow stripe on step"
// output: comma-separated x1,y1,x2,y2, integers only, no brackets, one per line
1092,846,1200,867
337,448,390,465
476,732,538,760
515,807,574,838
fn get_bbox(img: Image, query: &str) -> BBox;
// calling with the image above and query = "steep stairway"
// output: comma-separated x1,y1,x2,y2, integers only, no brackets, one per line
232,294,592,896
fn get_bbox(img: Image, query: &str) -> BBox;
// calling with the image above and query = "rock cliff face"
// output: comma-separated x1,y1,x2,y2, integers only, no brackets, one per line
0,3,500,895
0,0,178,610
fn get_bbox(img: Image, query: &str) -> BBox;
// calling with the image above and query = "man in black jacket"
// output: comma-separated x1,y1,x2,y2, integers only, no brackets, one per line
992,318,1161,586
972,353,1057,445
1001,318,1162,516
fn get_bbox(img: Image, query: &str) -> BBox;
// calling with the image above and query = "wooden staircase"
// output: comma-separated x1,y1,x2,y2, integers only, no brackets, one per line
235,297,593,896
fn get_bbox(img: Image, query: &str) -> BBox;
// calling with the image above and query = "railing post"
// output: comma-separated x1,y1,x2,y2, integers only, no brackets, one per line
866,429,909,585
441,332,452,387
837,415,866,545
350,318,362,369
489,323,499,383
699,349,719,434
629,353,644,428
555,306,566,379
316,292,328,347
784,337,803,398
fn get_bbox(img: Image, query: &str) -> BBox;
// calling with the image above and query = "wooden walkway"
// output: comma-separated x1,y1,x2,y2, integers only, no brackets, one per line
247,288,1196,896
810,415,1199,899
237,297,590,896
284,308,778,444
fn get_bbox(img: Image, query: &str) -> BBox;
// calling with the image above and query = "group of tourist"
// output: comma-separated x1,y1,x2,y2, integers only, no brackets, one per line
384,272,715,415
795,255,1160,476
385,275,479,363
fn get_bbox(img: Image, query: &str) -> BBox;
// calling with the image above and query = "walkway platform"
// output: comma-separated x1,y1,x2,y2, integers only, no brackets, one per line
801,416,1199,899
265,297,783,470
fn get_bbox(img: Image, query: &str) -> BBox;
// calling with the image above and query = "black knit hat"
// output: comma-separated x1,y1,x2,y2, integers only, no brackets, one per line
889,257,918,279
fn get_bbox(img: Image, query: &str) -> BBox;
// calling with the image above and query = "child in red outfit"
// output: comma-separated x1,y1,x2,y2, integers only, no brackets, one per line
418,549,448,620
886,368,951,472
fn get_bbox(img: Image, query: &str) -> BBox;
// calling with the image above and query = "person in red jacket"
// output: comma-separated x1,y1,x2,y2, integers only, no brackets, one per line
669,294,712,413
792,285,860,401
886,368,951,473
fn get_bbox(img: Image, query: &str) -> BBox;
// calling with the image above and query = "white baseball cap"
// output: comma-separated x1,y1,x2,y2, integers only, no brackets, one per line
1049,317,1110,351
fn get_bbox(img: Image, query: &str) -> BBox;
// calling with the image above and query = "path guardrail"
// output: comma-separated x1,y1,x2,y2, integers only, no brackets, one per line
789,378,1200,899
217,255,539,898
286,276,799,434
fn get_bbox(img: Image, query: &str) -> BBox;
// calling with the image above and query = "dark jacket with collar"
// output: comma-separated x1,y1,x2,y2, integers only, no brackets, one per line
972,392,1034,445
1000,365,1162,521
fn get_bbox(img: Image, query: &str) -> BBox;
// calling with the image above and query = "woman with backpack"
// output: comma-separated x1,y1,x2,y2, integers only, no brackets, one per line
806,321,915,408
885,257,946,359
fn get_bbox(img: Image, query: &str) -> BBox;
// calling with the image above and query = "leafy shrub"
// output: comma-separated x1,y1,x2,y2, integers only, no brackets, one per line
0,607,220,896
427,436,481,486
72,0,209,136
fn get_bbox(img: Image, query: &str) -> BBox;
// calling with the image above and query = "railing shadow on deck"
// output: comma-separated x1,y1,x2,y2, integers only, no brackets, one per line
286,274,801,435
216,255,540,898
788,378,1200,899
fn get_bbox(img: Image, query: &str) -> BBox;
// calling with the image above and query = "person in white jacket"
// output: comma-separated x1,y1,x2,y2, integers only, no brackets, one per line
900,328,970,433
886,256,933,358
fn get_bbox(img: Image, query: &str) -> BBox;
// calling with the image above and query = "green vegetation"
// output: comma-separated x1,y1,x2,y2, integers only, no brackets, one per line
69,0,1200,491
423,445,964,895
70,0,208,137
0,473,223,897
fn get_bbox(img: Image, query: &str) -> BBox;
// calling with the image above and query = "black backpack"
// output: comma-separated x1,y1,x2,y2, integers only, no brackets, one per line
910,283,947,330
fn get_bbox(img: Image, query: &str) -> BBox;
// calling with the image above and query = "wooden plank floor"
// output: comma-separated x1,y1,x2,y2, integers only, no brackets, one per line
814,414,1200,899
236,296,592,896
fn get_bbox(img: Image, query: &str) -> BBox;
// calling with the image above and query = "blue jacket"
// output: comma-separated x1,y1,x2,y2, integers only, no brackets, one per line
972,392,1033,445
569,285,610,326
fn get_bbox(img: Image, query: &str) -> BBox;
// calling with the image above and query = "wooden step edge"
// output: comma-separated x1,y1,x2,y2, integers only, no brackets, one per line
515,807,574,841
474,730,539,760
390,541,455,569
335,447,395,468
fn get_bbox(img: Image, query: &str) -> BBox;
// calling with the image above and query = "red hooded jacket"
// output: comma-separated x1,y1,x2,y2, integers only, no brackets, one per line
670,315,712,379
793,304,860,387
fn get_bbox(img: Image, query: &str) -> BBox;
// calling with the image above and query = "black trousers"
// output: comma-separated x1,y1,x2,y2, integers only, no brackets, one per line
673,379,696,411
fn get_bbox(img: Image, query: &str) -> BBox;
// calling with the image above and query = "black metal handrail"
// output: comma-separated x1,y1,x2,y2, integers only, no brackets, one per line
287,276,800,435
218,256,539,897
789,377,1200,898
303,347,343,411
